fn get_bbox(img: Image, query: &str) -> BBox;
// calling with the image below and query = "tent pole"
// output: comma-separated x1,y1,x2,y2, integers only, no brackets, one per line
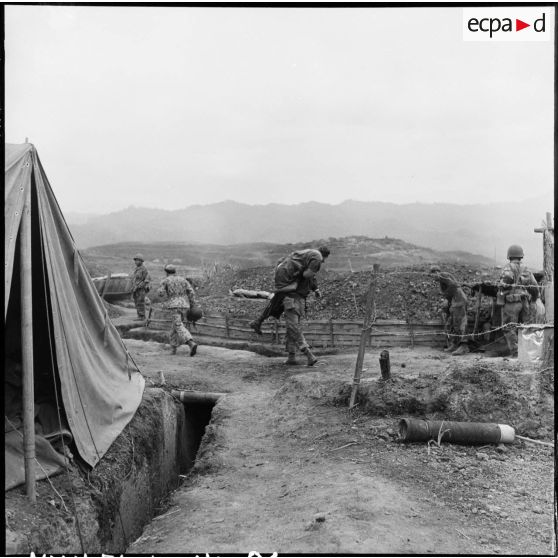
20,183,36,503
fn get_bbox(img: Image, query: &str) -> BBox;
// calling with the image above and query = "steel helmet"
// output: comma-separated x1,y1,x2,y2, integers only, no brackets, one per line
507,245,524,259
430,265,441,274
164,264,176,274
133,253,144,262
187,307,203,323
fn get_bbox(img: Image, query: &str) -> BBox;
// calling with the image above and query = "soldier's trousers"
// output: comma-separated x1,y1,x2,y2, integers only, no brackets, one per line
449,304,467,347
501,301,528,354
169,310,193,348
283,295,309,354
133,288,147,318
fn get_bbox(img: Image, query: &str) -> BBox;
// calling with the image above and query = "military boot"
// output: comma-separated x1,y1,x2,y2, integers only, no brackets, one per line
451,344,469,356
285,353,298,365
187,340,198,357
249,319,263,335
302,347,318,366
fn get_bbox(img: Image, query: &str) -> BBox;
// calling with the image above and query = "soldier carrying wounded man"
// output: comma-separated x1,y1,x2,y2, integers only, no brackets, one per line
250,246,330,366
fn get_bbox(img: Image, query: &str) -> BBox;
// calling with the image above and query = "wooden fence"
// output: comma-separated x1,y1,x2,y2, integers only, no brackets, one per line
147,309,445,349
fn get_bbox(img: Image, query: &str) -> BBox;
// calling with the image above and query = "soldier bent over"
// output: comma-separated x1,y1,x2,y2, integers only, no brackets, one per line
430,266,469,356
157,265,199,356
273,246,329,366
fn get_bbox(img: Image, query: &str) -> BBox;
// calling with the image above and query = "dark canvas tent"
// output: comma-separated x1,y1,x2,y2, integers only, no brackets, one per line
5,143,145,485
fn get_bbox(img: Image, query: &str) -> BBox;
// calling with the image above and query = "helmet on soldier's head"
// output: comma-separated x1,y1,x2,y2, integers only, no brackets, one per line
507,245,524,259
318,246,330,259
133,253,144,262
164,264,176,274
430,265,441,274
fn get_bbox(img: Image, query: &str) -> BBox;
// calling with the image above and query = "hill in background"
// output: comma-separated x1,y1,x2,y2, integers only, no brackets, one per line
82,235,496,282
69,196,552,268
82,236,503,323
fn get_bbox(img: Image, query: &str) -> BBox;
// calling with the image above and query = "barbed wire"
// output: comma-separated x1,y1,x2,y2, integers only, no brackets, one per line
362,321,524,340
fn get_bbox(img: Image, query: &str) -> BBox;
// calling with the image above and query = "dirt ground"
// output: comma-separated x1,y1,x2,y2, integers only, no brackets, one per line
122,338,555,556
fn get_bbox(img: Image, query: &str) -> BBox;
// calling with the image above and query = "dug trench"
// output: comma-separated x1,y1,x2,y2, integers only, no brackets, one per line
5,387,216,554
6,337,555,555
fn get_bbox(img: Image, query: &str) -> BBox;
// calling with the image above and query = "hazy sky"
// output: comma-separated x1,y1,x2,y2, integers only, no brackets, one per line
5,5,555,214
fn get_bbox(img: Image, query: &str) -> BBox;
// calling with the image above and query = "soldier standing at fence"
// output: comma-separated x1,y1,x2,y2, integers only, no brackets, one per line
130,253,151,321
497,245,540,357
268,246,330,366
430,266,469,356
157,265,199,356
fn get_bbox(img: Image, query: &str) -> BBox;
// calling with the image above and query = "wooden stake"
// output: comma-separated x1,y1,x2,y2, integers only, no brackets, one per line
534,212,554,282
20,182,36,503
472,289,482,338
274,320,279,344
379,350,391,380
404,299,414,349
349,276,376,408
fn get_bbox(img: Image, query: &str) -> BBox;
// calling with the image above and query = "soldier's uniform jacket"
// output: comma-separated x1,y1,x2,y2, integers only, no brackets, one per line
437,272,467,308
498,262,539,303
130,264,150,293
157,275,197,310
274,249,324,291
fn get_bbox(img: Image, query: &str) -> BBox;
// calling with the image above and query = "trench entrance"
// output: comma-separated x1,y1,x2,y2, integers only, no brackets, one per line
115,392,219,554
180,397,216,473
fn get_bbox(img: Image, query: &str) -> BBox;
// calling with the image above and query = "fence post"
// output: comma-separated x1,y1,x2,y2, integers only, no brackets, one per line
225,315,230,338
404,300,415,349
329,318,335,347
274,320,279,344
349,276,376,409
379,350,391,380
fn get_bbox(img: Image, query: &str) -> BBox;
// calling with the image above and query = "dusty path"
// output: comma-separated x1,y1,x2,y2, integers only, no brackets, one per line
126,341,554,555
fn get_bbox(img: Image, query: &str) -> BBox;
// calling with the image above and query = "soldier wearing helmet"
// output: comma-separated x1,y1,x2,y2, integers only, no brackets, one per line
129,253,151,320
430,266,469,356
249,246,330,366
157,264,200,356
497,245,540,356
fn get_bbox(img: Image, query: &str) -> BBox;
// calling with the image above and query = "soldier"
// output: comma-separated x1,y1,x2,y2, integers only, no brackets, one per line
430,266,469,355
157,265,200,356
249,248,327,337
252,246,329,366
130,253,151,321
497,245,540,357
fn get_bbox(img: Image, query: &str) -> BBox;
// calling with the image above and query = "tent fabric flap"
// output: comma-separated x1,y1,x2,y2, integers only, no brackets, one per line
4,144,33,319
5,143,145,468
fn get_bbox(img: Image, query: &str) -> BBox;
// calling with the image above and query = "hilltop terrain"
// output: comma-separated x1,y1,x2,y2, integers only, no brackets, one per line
83,236,504,324
82,235,495,277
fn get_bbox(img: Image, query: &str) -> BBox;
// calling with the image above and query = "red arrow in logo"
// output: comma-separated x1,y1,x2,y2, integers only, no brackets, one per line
516,19,530,31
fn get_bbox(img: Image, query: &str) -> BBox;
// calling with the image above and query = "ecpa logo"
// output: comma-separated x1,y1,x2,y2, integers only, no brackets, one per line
463,8,553,41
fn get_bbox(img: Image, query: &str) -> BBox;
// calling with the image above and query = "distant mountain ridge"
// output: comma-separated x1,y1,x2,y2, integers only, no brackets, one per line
69,196,553,267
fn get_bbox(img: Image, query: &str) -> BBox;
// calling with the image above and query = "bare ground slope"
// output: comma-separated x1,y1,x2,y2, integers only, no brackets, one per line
127,340,554,555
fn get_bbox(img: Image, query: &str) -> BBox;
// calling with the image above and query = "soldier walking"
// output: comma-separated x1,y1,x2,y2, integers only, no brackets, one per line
130,253,151,321
157,265,199,356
